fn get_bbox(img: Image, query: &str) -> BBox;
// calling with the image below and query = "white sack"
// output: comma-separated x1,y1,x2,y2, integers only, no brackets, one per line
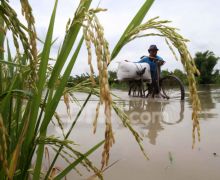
117,60,151,81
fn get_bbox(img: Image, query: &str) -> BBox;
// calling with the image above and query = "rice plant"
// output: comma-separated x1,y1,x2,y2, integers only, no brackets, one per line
0,0,106,179
0,0,200,179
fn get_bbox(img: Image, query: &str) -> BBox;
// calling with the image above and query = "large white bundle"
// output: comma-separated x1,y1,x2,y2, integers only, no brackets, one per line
117,60,152,81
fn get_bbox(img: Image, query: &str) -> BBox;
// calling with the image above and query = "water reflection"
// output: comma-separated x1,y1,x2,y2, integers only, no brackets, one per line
119,99,185,145
115,85,220,145
195,85,218,119
199,85,215,110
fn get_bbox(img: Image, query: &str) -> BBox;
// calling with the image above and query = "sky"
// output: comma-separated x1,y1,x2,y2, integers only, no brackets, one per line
10,0,220,75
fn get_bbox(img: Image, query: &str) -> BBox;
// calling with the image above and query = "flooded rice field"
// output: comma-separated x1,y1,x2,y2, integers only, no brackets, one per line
48,85,220,180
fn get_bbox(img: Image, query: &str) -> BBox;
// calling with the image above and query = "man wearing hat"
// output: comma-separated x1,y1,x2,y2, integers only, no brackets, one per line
138,45,165,94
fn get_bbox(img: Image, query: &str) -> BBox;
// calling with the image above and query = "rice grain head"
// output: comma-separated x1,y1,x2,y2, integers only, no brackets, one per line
126,17,201,147
83,10,114,168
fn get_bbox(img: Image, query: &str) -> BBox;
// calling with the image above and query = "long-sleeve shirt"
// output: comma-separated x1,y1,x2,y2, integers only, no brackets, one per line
137,55,164,79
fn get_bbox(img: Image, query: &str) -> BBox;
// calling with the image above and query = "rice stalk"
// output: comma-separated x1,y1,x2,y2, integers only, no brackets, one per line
52,143,103,179
53,112,66,138
8,103,31,179
43,93,92,179
53,140,105,180
112,102,149,160
0,113,9,176
0,14,5,91
50,146,83,177
33,2,92,175
37,135,75,146
86,160,119,180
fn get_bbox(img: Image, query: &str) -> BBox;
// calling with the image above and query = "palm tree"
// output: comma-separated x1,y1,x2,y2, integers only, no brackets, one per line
194,51,219,84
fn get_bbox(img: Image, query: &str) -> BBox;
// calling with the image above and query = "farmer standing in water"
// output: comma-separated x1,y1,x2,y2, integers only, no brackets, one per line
138,45,165,94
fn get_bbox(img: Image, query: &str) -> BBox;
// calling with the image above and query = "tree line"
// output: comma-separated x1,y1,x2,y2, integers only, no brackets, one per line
67,50,220,88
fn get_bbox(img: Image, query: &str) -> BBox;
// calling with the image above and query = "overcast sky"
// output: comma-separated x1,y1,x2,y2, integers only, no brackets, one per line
10,0,220,75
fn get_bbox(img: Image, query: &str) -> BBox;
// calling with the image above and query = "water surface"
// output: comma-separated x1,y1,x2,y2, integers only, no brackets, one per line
48,85,220,180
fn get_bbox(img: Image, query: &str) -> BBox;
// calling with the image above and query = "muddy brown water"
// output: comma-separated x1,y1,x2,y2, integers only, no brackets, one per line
46,85,220,180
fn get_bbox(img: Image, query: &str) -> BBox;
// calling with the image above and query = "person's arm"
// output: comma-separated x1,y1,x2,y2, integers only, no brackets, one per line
138,58,146,63
156,56,165,65
125,57,147,63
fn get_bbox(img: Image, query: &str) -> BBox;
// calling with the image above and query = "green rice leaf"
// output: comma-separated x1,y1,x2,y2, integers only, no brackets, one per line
6,39,14,77
53,140,105,180
40,36,84,133
47,0,92,89
33,37,84,180
44,92,92,179
0,60,26,67
27,0,58,135
111,0,155,60
31,0,59,179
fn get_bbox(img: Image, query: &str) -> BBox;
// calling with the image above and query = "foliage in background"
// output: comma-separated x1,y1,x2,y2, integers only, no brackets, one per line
194,51,219,84
67,72,128,90
67,73,98,87
68,49,220,90
161,69,188,85
108,71,128,90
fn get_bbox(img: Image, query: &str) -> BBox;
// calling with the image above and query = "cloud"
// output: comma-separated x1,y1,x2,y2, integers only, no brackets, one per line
8,0,220,74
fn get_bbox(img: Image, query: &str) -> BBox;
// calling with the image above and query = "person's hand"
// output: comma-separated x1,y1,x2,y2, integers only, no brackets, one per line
149,56,160,63
159,60,165,65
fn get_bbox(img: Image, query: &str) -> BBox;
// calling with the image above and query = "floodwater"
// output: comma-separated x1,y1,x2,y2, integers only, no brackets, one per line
47,85,220,180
